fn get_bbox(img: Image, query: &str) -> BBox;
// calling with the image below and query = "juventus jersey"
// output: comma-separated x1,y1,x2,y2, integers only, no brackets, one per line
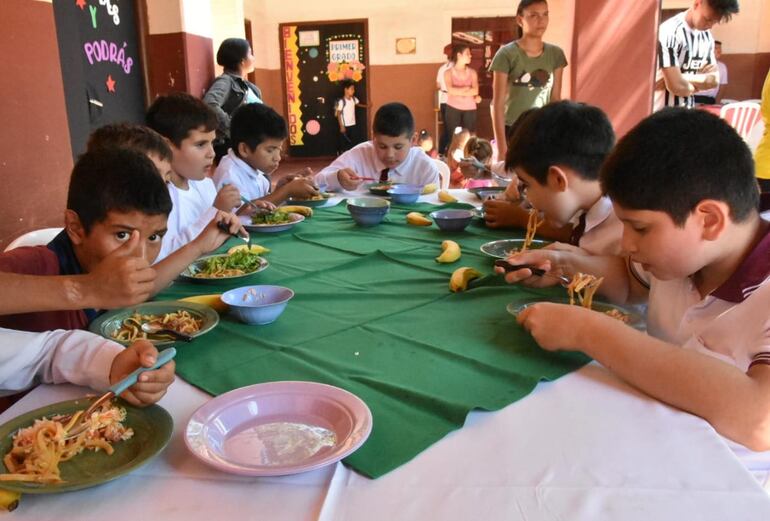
655,12,716,109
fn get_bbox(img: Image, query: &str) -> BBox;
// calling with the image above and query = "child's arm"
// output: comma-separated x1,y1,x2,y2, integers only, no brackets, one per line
213,184,242,212
315,152,365,191
444,69,475,96
262,177,319,205
517,303,770,451
336,106,346,134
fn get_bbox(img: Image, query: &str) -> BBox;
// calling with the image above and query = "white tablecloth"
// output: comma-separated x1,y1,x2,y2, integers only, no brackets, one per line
3,363,769,520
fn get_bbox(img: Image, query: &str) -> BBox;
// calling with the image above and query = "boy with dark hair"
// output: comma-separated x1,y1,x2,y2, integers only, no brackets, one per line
504,109,770,484
213,103,317,205
335,79,364,153
0,148,242,332
87,123,174,182
147,92,242,261
502,101,621,255
315,102,440,191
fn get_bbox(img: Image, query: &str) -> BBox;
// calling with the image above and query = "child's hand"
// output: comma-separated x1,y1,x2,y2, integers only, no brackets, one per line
495,249,568,288
339,124,346,134
194,211,246,254
337,168,363,191
84,230,156,308
516,302,596,352
236,198,276,216
214,184,241,211
483,199,521,229
109,340,176,406
503,176,521,201
284,177,319,199
459,160,482,179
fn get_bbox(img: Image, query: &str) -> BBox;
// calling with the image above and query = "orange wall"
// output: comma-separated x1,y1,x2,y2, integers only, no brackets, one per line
720,53,770,101
0,0,73,248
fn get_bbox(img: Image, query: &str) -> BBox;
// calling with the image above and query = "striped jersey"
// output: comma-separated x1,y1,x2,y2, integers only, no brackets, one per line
655,12,716,110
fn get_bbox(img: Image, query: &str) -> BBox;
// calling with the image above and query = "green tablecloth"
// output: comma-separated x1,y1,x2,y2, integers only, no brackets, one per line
159,201,588,478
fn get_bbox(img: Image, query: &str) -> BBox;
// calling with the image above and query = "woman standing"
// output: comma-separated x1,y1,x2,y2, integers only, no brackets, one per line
203,38,263,162
489,0,567,159
443,43,479,135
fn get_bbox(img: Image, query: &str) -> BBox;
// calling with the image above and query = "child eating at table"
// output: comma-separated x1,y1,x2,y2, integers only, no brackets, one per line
86,123,175,183
314,102,440,191
213,103,318,205
487,101,620,254
507,108,770,482
453,137,495,189
146,93,257,261
0,148,243,333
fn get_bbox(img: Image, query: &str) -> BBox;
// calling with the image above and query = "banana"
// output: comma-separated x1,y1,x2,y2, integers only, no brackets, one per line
435,240,461,263
449,267,482,292
406,212,432,226
0,489,20,512
438,190,457,203
227,244,270,255
179,294,230,313
421,183,438,195
280,205,313,218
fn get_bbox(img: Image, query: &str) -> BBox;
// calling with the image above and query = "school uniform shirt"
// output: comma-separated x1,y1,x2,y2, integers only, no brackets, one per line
157,178,218,262
0,328,122,396
315,142,440,192
335,96,359,127
0,231,95,332
213,150,271,201
655,11,716,110
576,196,623,256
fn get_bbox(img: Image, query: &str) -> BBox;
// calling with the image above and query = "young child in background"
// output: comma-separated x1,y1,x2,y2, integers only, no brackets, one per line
416,129,438,158
86,123,175,183
0,328,174,407
146,93,242,261
315,102,440,191
213,103,317,205
506,108,770,486
453,137,495,189
335,79,365,154
0,148,242,332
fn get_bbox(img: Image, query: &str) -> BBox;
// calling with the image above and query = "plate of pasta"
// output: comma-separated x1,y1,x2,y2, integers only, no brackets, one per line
0,398,172,493
89,301,219,346
181,250,269,283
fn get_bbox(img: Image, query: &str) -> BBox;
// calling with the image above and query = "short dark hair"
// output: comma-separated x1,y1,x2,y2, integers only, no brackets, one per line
600,108,757,226
146,92,217,147
505,101,615,184
372,102,414,138
505,107,537,142
714,40,722,46
517,0,548,16
705,0,739,22
340,79,355,91
87,123,172,162
451,43,469,62
68,148,172,233
216,38,251,72
230,103,287,155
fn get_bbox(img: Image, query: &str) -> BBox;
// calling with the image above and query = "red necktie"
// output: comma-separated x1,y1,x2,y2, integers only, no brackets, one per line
570,212,587,246
379,168,389,183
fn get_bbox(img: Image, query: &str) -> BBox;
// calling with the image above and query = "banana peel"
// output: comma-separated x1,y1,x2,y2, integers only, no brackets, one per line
279,205,313,218
438,190,457,203
449,267,482,292
421,183,438,195
179,294,229,313
227,244,270,255
435,240,461,263
406,212,432,226
0,489,20,512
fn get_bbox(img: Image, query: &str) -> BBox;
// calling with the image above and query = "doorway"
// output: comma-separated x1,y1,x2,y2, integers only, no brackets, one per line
279,19,370,158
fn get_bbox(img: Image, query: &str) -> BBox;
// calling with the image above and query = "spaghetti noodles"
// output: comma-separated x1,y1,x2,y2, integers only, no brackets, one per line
566,273,629,322
111,310,202,342
505,209,544,256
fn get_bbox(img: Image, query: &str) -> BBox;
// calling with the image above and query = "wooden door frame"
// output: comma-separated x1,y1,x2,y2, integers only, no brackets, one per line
278,18,370,158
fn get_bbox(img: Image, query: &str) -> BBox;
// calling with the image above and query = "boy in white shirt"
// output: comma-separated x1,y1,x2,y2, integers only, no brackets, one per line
502,108,770,484
213,103,318,205
315,102,440,192
0,327,175,406
147,93,250,261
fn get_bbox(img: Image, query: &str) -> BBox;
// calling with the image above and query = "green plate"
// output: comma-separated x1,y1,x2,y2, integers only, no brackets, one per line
180,253,270,284
89,300,219,346
507,297,646,331
0,399,172,493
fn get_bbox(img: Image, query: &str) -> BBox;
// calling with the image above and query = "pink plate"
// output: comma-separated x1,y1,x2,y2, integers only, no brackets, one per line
184,381,372,476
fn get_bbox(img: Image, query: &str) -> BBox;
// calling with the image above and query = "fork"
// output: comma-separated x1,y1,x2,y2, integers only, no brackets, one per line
494,260,571,286
62,348,177,440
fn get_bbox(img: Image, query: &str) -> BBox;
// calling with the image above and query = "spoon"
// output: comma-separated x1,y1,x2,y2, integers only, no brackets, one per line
494,260,571,286
63,347,177,440
141,322,193,342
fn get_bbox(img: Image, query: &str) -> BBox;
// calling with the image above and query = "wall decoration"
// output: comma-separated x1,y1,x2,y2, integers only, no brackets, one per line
395,37,417,55
298,30,320,47
282,25,304,147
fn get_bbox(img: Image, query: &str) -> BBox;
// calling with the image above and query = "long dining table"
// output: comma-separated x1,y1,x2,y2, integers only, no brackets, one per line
2,189,770,520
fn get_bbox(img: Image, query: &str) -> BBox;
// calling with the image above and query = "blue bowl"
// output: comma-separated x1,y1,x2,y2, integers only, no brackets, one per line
429,209,474,232
347,198,390,226
220,285,294,325
387,185,421,204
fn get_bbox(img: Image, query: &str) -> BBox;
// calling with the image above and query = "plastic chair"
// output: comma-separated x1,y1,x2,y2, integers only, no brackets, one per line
720,101,762,142
4,227,63,252
433,159,451,190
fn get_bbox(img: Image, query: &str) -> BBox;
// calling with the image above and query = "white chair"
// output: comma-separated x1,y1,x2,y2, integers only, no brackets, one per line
720,101,762,142
433,158,451,190
4,227,63,252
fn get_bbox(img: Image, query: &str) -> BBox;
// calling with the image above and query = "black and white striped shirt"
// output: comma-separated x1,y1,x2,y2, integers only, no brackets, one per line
656,12,716,109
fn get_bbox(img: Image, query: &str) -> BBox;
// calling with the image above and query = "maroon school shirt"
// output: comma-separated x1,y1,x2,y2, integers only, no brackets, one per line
0,245,89,332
